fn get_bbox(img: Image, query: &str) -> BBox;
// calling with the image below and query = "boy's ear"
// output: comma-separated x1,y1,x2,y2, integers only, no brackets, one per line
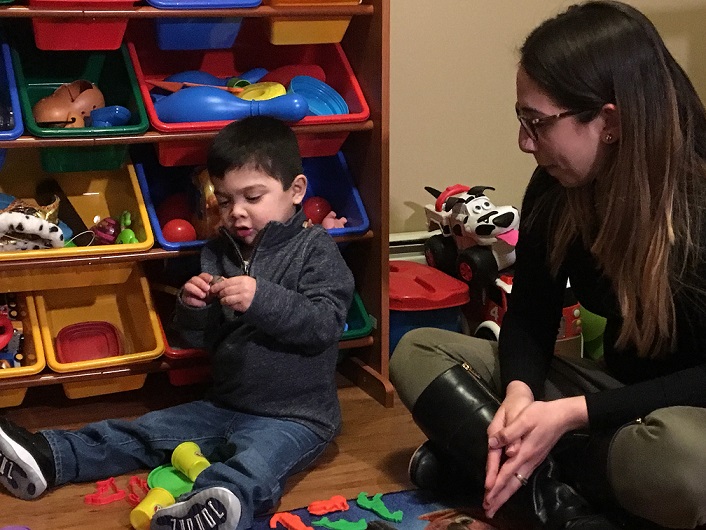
290,174,307,205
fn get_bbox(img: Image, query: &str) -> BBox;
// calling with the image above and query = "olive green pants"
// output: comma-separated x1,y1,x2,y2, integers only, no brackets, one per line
390,328,706,529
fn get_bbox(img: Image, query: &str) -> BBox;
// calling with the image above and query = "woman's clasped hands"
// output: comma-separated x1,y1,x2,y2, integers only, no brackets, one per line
483,381,589,519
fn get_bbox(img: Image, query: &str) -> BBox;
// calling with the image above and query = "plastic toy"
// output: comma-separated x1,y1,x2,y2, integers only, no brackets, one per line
270,512,314,530
239,82,287,101
88,105,131,128
32,79,105,128
162,218,197,243
126,476,150,507
303,196,332,225
152,86,309,123
157,192,193,227
307,495,349,515
261,64,326,86
146,79,244,94
311,517,367,530
193,168,221,239
90,216,118,245
130,486,175,530
356,493,403,523
116,211,139,245
171,441,210,481
84,477,126,505
424,185,519,293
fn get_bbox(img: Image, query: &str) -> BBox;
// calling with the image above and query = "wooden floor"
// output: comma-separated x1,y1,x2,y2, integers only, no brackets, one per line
0,373,428,530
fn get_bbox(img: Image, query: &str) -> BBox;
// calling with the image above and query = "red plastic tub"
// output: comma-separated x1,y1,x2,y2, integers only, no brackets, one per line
29,0,138,51
126,19,369,165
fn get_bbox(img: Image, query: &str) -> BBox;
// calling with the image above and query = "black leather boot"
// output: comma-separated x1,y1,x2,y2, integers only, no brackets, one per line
410,363,623,530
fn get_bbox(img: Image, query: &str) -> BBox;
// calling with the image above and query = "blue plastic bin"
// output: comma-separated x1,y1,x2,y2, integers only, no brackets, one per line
0,40,24,169
145,0,261,50
132,146,369,251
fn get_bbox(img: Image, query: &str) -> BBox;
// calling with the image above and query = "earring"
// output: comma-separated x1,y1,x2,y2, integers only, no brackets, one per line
605,133,614,143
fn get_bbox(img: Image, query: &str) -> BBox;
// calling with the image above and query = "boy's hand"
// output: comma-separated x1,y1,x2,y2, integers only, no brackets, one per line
210,276,257,313
181,273,214,308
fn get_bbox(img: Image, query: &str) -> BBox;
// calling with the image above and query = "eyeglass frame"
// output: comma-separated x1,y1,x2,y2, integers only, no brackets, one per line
515,106,588,141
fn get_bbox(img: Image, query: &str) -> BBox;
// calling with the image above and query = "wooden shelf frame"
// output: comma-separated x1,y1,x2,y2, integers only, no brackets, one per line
0,0,393,407
0,4,374,18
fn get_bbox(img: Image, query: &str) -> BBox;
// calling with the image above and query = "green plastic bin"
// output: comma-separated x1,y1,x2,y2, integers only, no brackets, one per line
10,28,148,172
342,292,373,340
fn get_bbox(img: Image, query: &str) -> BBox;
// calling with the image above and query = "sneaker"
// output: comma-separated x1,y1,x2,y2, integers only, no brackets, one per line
151,486,241,530
0,418,55,500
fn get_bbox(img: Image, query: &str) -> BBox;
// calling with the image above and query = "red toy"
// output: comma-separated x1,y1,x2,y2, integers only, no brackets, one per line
162,218,197,242
307,494,349,515
270,512,314,530
303,196,332,225
84,477,126,505
157,192,192,227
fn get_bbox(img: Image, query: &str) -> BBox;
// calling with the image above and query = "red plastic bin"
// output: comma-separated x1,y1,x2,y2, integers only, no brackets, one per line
126,19,369,166
30,0,137,51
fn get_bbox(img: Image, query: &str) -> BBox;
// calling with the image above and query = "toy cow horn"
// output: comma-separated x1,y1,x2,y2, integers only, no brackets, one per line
467,186,495,199
424,186,442,198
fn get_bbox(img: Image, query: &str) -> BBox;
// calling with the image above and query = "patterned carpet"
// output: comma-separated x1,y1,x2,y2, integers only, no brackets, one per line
252,489,515,530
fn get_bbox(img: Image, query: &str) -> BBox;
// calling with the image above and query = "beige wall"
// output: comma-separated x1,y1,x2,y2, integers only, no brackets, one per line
389,0,706,233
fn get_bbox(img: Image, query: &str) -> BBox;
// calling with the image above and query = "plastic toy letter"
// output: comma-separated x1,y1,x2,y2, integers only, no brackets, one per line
270,512,314,530
356,493,403,523
308,494,350,515
311,517,367,530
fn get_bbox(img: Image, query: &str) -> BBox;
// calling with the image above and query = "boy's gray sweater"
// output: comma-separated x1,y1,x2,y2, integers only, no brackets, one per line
173,209,355,439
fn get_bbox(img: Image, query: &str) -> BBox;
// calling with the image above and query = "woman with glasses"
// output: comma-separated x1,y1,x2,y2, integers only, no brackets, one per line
390,1,706,529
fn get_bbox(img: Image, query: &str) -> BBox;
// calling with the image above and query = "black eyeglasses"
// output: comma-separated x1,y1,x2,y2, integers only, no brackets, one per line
515,106,585,141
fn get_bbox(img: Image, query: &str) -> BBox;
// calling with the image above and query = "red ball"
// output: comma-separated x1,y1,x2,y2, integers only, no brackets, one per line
157,192,192,227
303,196,332,225
162,218,197,242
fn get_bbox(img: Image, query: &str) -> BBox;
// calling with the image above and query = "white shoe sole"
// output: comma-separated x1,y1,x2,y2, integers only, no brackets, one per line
151,486,241,530
0,425,47,500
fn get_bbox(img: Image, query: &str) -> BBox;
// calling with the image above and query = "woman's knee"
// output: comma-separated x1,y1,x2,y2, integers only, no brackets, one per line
609,407,706,528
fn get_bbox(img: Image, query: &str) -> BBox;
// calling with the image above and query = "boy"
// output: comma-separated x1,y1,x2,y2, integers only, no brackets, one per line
0,116,355,530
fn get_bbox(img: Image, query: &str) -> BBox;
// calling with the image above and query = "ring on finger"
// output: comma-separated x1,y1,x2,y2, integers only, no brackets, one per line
514,472,528,486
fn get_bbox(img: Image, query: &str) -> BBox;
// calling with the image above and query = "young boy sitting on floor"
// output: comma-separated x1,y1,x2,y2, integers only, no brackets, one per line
0,116,355,530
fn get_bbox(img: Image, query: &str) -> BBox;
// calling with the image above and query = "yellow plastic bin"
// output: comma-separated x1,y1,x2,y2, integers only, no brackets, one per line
35,263,164,399
0,293,45,407
0,149,153,265
264,0,361,44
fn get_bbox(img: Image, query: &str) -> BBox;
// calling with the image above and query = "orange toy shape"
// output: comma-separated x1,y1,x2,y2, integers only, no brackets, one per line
32,79,105,128
270,512,314,530
307,494,350,515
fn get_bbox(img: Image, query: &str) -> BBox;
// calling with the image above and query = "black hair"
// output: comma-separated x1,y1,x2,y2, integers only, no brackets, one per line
207,116,304,189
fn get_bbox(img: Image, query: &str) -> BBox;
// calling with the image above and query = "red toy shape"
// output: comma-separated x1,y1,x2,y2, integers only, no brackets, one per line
84,477,126,505
303,196,332,225
270,512,314,530
157,192,192,228
162,218,197,243
307,494,350,515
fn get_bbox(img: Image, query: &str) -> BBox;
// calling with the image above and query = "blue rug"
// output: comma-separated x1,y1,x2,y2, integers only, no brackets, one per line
252,489,515,530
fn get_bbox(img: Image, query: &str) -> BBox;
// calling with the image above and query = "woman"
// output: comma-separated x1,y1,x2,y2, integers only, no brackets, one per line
391,2,706,529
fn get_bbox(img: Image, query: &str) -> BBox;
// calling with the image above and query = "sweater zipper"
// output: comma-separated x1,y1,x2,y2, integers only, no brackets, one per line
218,226,267,276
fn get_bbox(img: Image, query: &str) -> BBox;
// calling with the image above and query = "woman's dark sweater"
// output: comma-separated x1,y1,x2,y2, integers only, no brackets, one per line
499,168,706,430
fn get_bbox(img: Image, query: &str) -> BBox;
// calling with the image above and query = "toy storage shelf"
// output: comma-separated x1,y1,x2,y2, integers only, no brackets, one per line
0,5,374,18
0,121,374,148
0,0,393,408
0,335,374,391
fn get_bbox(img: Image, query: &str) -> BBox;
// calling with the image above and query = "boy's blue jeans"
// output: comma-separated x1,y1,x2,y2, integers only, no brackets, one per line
41,399,331,530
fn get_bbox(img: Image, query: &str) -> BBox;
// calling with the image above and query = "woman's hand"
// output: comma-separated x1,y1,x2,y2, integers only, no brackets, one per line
181,273,214,308
483,394,589,519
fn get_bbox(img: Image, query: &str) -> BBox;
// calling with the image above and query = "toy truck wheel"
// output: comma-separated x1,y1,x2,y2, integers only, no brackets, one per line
456,246,498,292
475,321,500,341
424,234,458,277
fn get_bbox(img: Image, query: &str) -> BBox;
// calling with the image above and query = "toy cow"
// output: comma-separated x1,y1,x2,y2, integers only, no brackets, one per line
423,184,519,292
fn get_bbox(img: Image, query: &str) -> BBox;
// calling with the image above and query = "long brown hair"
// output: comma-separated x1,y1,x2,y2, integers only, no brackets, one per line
521,1,706,357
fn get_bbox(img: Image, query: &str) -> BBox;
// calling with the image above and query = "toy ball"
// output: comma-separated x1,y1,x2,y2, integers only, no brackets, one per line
157,192,192,228
162,218,197,243
303,196,332,225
